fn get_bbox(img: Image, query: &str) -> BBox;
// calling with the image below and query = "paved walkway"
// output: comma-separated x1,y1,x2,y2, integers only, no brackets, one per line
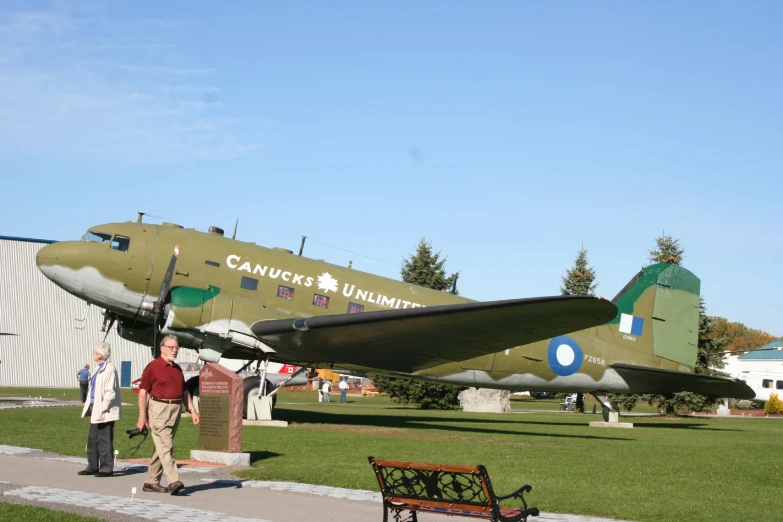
0,446,629,522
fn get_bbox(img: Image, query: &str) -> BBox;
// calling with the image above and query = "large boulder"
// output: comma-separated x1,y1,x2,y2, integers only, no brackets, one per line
459,387,511,413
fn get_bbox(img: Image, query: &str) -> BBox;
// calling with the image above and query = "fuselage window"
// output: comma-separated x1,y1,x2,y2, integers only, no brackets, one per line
313,294,329,309
110,235,130,252
205,260,220,267
777,380,783,390
347,302,364,313
762,379,773,389
241,276,258,291
277,285,294,300
82,231,111,243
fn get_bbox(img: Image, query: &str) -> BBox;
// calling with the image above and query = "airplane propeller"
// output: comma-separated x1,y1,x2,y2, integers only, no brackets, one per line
151,244,180,358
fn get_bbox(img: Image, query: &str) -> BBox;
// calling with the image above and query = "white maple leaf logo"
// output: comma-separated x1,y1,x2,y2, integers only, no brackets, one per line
317,272,339,293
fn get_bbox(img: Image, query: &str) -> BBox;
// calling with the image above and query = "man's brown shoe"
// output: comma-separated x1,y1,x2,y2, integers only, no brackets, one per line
142,483,168,493
168,481,184,495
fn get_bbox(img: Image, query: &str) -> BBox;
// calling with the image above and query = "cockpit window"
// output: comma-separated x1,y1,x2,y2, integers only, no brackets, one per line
82,231,112,243
110,235,131,252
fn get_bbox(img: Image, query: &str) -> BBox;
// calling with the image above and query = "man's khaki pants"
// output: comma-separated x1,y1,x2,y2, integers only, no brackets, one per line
147,400,182,485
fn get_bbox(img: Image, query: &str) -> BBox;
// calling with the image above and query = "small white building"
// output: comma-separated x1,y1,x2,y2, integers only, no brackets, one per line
724,340,783,402
0,235,199,388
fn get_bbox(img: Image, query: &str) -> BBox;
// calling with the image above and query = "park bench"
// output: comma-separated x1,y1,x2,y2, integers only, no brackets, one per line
368,456,539,522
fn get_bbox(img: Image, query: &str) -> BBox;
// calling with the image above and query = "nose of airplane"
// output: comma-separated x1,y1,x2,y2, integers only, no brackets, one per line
36,242,63,282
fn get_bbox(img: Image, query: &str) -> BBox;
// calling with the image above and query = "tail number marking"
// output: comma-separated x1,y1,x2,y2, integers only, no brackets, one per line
584,355,606,366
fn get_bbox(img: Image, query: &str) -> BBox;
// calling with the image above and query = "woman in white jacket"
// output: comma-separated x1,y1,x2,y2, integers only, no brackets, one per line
78,342,122,477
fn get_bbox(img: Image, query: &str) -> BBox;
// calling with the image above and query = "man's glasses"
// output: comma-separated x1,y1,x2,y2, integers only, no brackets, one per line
162,345,179,349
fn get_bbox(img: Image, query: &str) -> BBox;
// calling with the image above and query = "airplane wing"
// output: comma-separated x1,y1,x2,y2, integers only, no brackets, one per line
611,363,756,399
251,296,617,373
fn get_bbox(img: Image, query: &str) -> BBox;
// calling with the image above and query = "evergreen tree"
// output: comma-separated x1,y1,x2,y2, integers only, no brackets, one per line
560,246,597,297
401,238,459,293
648,233,684,265
374,238,465,409
695,299,728,374
560,245,597,413
371,375,463,410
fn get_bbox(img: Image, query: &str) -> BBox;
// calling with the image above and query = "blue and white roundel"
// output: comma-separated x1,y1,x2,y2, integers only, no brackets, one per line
547,336,583,376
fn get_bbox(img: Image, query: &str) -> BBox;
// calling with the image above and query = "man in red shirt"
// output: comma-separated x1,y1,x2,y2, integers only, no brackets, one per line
136,335,199,495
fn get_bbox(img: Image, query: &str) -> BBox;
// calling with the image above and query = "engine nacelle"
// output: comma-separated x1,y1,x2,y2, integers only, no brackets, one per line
117,317,155,346
161,285,280,362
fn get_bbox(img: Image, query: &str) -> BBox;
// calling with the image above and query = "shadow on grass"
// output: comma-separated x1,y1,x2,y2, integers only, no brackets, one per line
274,409,633,441
248,450,282,465
631,422,744,431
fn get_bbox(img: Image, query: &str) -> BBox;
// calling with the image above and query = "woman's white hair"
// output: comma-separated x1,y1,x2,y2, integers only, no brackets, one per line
93,342,111,361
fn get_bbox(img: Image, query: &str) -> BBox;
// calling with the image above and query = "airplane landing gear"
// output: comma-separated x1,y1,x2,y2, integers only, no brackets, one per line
592,392,620,422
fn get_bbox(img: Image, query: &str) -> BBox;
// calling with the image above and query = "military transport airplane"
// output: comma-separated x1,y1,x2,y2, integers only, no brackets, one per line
35,216,754,417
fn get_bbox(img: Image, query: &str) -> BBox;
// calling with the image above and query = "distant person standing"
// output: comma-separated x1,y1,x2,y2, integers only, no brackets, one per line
77,364,90,403
317,378,324,402
322,380,332,403
78,343,120,477
338,378,349,403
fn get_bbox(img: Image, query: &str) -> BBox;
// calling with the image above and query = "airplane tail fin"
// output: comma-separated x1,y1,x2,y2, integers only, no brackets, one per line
608,263,701,368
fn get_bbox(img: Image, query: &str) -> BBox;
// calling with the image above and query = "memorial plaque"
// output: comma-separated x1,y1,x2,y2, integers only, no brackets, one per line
199,363,244,453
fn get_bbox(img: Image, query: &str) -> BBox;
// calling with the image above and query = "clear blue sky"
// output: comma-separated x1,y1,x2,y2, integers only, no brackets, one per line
2,1,781,335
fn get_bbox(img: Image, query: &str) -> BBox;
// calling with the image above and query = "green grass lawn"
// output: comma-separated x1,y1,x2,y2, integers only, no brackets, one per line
0,386,139,404
0,503,103,521
1,388,780,522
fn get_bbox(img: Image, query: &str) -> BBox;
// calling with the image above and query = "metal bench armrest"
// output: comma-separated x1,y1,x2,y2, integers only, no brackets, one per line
495,484,532,501
495,484,540,519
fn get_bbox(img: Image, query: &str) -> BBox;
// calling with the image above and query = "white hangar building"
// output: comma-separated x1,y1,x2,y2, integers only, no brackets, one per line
0,235,199,388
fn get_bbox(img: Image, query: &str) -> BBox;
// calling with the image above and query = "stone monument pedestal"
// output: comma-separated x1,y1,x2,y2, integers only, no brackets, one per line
590,412,634,429
459,388,511,413
192,363,249,466
589,421,634,429
191,449,250,467
716,400,731,417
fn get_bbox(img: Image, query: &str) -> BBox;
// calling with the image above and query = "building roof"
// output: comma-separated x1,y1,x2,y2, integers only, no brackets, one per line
0,235,57,244
739,340,783,360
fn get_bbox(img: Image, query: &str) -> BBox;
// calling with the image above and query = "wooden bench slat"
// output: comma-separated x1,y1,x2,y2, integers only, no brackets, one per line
386,496,493,512
388,503,529,520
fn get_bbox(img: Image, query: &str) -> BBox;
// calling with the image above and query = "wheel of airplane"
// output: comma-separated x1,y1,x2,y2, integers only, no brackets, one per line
243,376,277,419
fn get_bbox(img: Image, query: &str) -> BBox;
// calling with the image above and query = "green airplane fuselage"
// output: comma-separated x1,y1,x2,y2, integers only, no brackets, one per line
36,220,703,395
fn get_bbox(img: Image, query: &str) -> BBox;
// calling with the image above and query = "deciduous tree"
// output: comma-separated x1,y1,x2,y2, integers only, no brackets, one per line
711,317,779,353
